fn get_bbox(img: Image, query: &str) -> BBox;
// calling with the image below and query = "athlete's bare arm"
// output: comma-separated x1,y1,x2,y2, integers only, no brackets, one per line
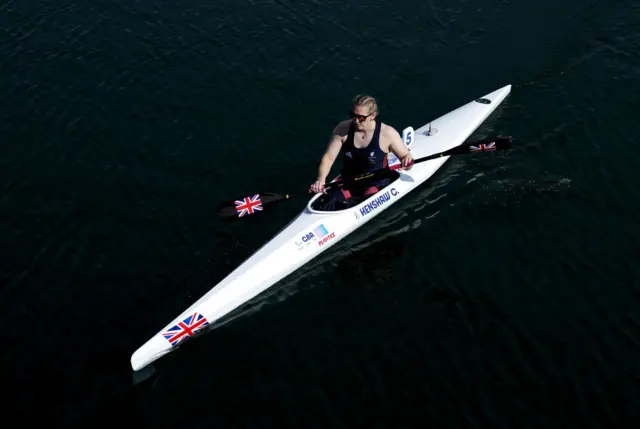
383,125,414,169
310,120,350,193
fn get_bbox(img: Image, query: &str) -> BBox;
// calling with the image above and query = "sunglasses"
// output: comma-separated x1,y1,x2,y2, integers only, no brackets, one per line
349,111,374,122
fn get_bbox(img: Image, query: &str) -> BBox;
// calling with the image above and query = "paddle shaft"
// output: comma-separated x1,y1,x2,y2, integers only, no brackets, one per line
217,136,512,219
322,136,511,193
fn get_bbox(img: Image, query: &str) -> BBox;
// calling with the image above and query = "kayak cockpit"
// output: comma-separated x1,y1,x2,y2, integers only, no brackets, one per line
309,171,401,212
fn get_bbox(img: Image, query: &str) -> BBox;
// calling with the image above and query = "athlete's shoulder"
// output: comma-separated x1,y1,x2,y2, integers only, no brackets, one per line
380,122,401,139
332,119,352,137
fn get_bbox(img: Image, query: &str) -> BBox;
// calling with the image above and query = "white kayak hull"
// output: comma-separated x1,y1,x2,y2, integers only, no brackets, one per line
131,84,512,371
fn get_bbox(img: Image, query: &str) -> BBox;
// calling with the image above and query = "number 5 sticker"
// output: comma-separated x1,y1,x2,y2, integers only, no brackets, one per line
402,127,414,149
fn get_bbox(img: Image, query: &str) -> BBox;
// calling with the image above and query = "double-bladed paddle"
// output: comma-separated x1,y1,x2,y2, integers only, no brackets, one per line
217,136,512,219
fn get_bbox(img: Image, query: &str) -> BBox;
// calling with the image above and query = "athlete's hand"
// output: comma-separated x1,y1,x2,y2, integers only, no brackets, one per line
400,153,414,170
309,180,326,194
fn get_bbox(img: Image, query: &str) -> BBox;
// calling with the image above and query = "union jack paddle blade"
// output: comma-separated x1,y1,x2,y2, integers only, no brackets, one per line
469,142,497,152
234,194,263,217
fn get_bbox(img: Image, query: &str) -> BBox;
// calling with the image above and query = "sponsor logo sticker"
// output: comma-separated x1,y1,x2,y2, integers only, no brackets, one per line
295,224,336,250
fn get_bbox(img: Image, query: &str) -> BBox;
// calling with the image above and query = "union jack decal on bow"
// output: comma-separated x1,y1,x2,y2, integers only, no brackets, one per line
470,142,496,152
235,194,263,217
162,312,209,347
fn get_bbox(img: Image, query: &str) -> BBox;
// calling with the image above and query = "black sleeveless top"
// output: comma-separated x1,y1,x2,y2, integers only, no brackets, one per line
341,121,388,180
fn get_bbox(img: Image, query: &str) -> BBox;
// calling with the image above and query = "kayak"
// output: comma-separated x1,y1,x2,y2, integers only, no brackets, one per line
130,84,512,371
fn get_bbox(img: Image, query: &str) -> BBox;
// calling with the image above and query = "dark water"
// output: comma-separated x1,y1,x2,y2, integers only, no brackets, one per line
4,0,640,426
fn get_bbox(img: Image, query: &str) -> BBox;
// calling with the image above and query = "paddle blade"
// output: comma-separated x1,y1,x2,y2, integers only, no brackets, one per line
216,192,290,220
449,136,513,156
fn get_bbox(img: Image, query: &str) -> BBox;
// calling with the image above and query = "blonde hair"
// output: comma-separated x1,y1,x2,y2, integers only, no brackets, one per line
352,94,378,115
